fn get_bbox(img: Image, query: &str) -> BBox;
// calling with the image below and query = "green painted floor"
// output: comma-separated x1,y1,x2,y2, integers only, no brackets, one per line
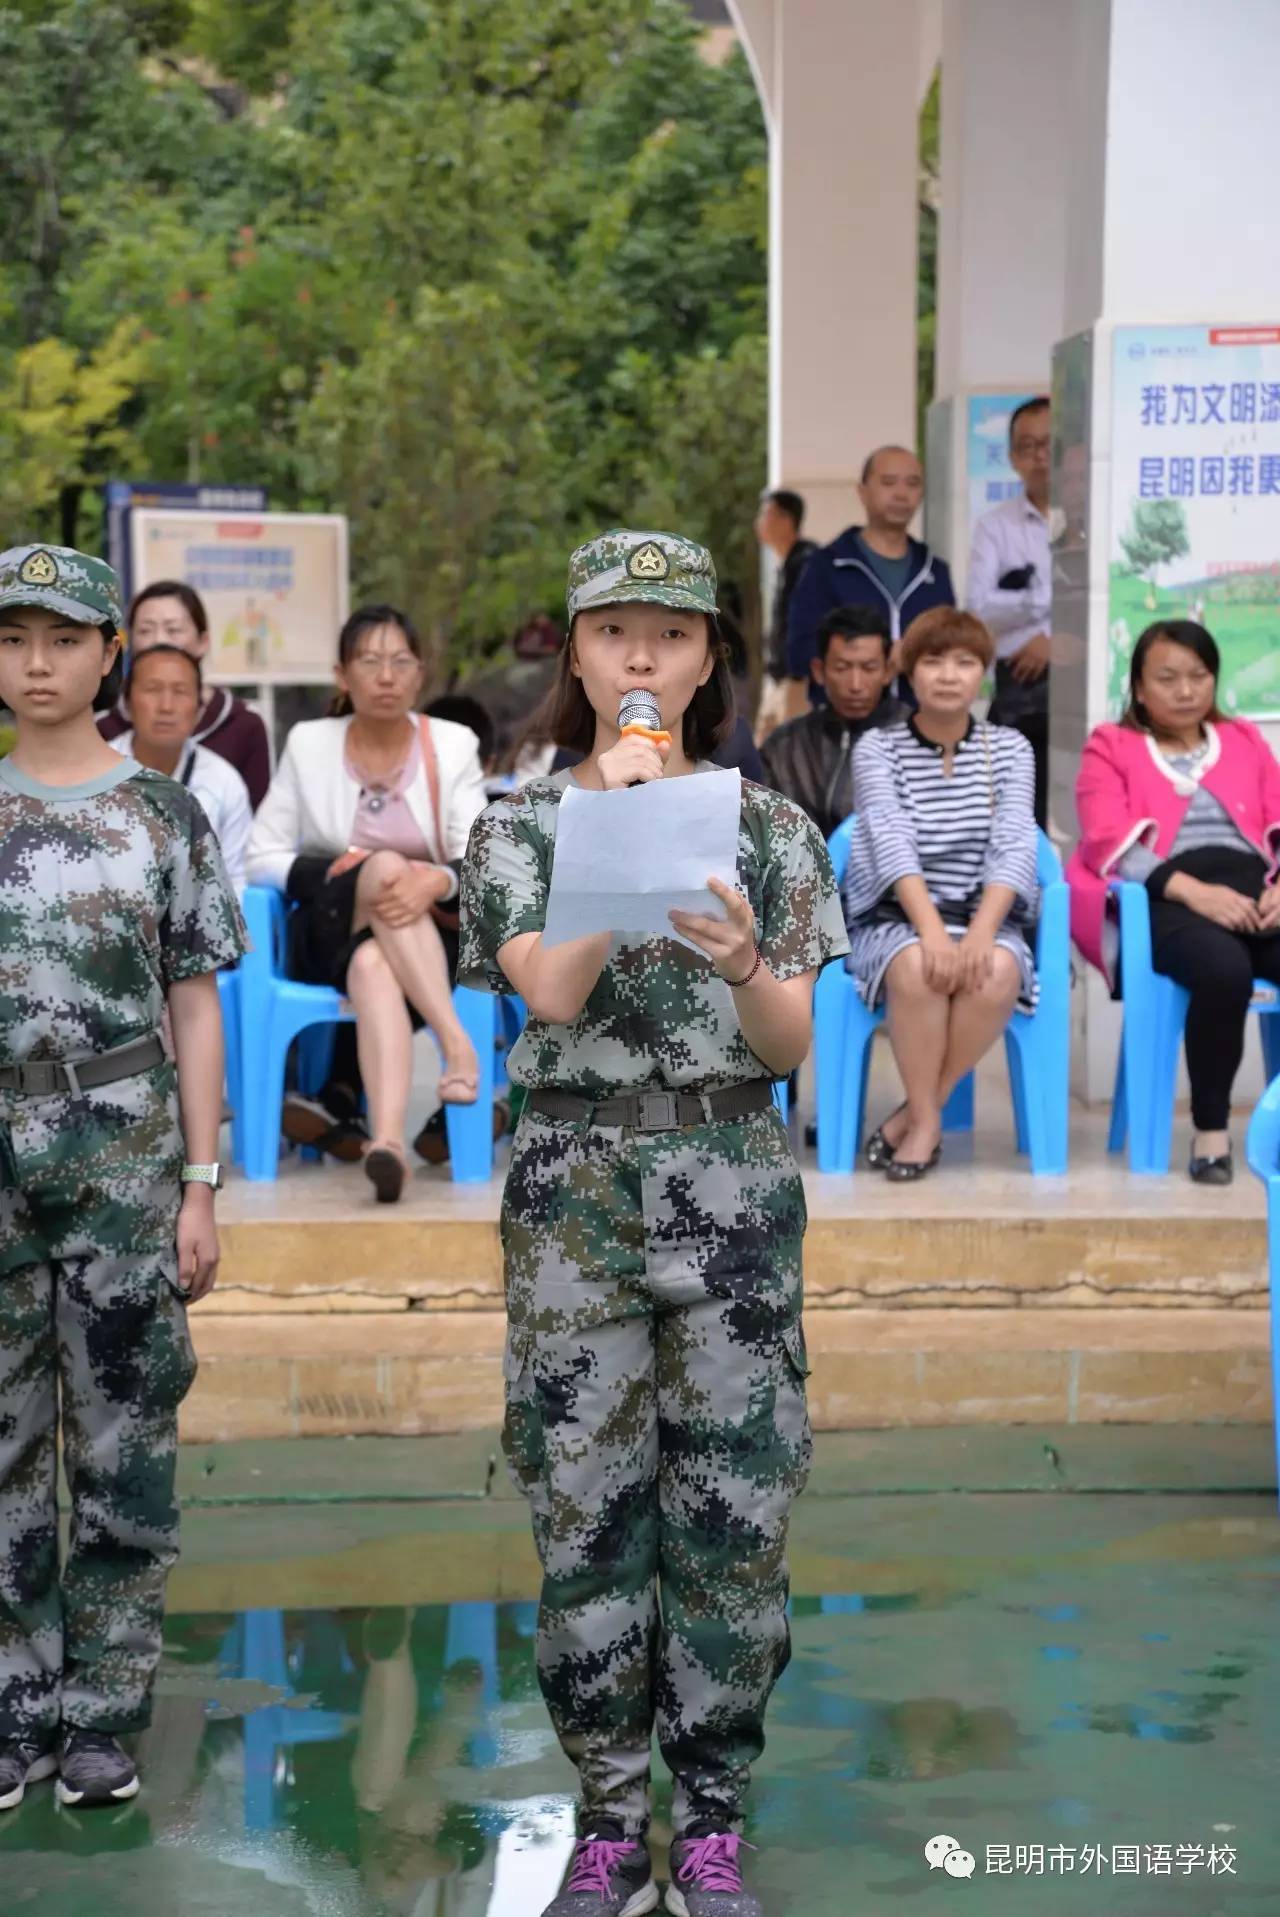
4,1428,1279,1915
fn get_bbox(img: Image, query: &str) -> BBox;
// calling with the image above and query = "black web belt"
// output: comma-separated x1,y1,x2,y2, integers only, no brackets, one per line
0,1032,167,1099
529,1080,775,1131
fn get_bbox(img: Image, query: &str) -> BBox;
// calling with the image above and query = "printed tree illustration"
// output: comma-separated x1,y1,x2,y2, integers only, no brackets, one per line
1119,497,1191,610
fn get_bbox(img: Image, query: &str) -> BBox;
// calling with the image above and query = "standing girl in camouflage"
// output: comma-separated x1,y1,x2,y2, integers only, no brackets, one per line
0,546,245,1810
460,530,847,1917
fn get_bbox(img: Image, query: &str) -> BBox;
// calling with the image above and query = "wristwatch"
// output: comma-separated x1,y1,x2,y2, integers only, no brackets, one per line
181,1163,224,1191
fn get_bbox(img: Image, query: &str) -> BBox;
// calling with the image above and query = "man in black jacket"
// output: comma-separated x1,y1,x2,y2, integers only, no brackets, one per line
755,488,818,681
759,605,905,841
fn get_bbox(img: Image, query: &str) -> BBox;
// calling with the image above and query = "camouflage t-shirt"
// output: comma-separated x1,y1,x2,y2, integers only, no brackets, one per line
459,768,849,1093
0,756,247,1064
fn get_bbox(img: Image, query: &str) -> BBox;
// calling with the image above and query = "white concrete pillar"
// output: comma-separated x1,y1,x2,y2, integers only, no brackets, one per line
935,0,1068,398
1052,0,1280,1103
928,0,1071,591
729,0,922,543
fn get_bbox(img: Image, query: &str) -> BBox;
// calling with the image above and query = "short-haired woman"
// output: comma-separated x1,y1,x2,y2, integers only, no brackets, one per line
98,581,271,808
247,605,488,1202
1069,619,1280,1183
844,607,1040,1179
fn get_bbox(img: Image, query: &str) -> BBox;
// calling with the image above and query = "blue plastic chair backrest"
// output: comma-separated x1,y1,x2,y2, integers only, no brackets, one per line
1035,829,1063,887
827,815,854,887
242,886,290,979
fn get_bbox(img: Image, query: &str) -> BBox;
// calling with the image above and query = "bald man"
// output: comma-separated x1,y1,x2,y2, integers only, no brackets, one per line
785,445,955,715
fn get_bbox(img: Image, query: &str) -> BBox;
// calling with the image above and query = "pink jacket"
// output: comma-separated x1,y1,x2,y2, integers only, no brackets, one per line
1067,719,1280,978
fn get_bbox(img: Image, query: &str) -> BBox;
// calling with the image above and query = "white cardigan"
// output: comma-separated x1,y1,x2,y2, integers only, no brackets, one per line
245,714,487,895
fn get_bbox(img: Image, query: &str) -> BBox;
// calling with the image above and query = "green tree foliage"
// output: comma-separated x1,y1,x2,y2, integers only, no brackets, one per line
0,0,768,670
0,322,149,544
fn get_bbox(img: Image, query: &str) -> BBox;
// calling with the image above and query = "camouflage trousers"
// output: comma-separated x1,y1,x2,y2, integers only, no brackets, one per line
500,1104,812,1837
0,1062,196,1745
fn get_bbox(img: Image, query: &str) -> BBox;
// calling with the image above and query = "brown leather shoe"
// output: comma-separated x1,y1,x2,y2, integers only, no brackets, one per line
281,1094,369,1164
413,1100,510,1166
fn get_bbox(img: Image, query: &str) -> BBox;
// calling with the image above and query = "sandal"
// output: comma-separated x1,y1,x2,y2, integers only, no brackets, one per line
438,1068,480,1107
363,1143,409,1204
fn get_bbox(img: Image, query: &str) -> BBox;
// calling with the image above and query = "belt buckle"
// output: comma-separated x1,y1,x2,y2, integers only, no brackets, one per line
638,1091,678,1131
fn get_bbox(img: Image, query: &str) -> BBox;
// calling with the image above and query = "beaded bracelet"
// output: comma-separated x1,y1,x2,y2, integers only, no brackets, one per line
722,945,763,988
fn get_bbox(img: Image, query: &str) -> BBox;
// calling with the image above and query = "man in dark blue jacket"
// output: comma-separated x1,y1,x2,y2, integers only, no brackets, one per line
785,444,955,711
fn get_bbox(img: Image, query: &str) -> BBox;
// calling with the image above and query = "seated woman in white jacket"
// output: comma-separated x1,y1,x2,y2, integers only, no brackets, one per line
246,605,488,1203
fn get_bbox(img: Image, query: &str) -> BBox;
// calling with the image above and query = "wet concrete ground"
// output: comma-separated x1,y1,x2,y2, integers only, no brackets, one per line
4,1428,1278,1915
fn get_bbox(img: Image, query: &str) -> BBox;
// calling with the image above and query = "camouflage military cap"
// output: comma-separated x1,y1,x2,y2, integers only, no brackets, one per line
0,544,124,631
567,529,718,620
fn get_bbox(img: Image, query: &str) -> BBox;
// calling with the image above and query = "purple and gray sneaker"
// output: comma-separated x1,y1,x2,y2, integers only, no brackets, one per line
542,1821,659,1916
665,1828,760,1917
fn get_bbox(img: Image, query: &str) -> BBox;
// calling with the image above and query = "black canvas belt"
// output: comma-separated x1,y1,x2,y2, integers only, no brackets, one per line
529,1080,775,1131
0,1032,166,1099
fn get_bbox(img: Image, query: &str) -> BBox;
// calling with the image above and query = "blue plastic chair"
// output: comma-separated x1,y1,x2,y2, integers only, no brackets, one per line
216,968,245,1167
815,818,1070,1174
1244,1081,1280,1505
237,885,508,1183
1108,879,1280,1173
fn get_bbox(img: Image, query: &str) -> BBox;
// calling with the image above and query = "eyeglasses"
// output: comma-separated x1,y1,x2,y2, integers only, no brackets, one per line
347,652,419,676
1013,436,1052,456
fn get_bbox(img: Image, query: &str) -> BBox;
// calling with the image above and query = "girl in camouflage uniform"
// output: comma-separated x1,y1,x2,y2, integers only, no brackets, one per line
0,546,245,1811
460,530,847,1917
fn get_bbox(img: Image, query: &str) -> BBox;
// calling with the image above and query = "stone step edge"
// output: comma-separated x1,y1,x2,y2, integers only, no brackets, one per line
188,1304,1270,1358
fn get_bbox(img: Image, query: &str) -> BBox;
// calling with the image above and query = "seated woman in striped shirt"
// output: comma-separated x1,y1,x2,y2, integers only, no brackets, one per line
843,607,1039,1179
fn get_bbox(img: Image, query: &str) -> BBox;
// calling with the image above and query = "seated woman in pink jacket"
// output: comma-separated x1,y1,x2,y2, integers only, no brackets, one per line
1068,620,1280,1184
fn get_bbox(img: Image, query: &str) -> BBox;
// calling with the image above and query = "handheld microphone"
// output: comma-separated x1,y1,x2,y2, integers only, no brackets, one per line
617,687,672,752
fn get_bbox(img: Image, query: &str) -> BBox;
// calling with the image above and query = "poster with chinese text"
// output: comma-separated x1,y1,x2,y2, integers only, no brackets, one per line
1109,325,1280,716
129,509,348,681
967,392,1036,535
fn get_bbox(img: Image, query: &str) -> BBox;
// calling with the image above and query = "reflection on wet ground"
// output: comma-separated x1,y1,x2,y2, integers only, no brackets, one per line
5,1449,1280,1914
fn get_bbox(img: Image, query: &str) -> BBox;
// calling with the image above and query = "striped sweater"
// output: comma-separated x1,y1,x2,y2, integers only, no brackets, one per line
843,718,1039,925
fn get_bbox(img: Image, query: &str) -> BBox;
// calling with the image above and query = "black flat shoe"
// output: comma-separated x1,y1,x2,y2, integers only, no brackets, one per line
865,1105,907,1169
1189,1148,1233,1186
885,1142,942,1182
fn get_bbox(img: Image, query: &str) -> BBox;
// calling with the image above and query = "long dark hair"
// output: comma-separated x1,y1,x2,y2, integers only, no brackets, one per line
330,603,425,717
1122,619,1224,735
542,610,733,757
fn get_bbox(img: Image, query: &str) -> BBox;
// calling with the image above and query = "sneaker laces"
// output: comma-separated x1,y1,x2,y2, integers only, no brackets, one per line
566,1837,637,1895
676,1832,752,1892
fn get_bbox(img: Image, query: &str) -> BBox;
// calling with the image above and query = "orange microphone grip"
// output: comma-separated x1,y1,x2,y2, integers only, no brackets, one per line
620,722,672,748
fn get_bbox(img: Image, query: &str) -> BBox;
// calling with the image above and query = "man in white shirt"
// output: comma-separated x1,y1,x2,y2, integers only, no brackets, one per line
967,394,1053,823
111,644,252,891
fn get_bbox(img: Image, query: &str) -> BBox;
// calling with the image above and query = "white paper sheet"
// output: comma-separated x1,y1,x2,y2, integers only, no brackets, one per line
541,768,742,949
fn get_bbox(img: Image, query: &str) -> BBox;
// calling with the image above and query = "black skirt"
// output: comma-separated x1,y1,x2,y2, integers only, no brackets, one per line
285,859,459,1025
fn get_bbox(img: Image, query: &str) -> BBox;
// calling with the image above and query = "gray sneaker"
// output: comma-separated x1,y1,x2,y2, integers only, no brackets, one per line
543,1822,658,1916
0,1739,57,1811
666,1830,760,1916
56,1729,140,1807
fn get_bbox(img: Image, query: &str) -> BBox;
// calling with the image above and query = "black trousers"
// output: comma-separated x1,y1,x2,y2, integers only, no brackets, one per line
1147,847,1280,1130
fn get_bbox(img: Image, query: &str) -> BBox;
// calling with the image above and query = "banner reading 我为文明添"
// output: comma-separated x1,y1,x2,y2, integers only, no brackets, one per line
1108,324,1280,717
